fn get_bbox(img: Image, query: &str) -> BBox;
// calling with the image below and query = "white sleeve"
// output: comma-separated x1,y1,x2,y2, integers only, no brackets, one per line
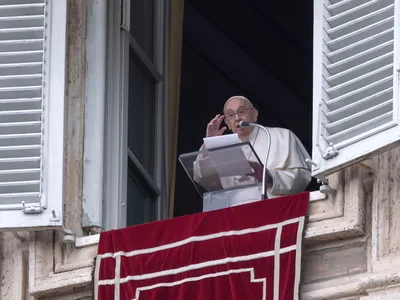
268,168,311,195
265,128,312,195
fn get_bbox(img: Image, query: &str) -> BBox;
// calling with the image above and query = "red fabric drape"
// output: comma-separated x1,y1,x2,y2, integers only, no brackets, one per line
96,192,309,300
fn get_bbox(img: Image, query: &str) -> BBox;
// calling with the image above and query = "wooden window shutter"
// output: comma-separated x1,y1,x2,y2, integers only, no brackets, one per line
312,0,399,179
0,0,66,230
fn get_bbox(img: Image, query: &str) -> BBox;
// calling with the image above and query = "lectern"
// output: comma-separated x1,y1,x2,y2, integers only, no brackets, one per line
179,142,264,212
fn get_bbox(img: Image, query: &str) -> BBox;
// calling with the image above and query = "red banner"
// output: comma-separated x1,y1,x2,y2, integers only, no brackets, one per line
95,192,309,300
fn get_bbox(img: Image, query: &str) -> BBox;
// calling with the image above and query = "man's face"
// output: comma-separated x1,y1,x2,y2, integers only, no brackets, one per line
224,98,258,138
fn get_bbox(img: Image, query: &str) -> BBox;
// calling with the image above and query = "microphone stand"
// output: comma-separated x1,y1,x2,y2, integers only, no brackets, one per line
239,121,271,200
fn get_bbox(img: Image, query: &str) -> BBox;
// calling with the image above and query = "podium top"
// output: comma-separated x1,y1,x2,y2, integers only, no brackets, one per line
178,141,263,199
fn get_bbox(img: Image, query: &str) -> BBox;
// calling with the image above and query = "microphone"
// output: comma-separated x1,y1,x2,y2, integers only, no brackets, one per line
238,121,271,200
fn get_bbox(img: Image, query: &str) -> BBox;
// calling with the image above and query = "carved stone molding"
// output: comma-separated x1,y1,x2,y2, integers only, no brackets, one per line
30,267,94,298
28,231,96,299
371,148,400,272
304,164,370,243
0,232,30,300
301,270,400,300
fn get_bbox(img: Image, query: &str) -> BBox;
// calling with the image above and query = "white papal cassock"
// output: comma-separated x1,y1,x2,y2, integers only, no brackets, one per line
193,126,312,206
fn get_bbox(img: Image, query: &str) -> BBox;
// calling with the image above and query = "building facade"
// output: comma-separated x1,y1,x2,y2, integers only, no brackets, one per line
0,0,400,299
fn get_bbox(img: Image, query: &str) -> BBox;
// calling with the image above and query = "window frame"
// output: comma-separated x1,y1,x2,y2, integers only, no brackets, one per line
76,0,335,246
100,0,169,230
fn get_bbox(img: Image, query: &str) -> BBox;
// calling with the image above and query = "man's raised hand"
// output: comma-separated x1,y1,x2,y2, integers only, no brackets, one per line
206,114,227,137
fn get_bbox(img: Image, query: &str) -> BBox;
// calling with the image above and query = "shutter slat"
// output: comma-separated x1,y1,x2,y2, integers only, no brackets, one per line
0,50,43,65
0,97,41,103
0,4,44,18
0,114,41,124
0,133,40,138
0,85,41,92
326,17,393,51
0,157,40,171
326,40,393,70
326,100,392,134
0,180,40,199
0,180,40,187
0,15,44,28
0,184,40,200
0,148,41,160
327,0,367,12
326,76,392,104
327,112,393,147
326,52,393,86
0,62,42,76
0,0,43,5
0,73,42,88
0,109,41,115
327,0,390,25
327,5,394,40
0,168,40,183
0,192,39,198
315,0,395,153
326,64,393,98
0,157,40,193
0,40,43,52
0,133,41,147
0,156,40,162
0,3,44,8
0,193,40,206
327,87,392,120
0,121,41,135
0,168,39,174
326,28,393,62
0,27,45,40
0,176,40,187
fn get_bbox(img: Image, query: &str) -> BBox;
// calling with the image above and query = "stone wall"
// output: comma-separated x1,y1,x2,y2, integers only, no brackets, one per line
301,152,400,299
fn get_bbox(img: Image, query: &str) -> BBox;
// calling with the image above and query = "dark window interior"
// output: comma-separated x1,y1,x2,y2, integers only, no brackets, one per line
174,0,316,217
126,1,158,226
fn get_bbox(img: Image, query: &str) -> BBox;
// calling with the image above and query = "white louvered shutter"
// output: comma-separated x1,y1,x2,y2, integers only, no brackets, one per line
312,0,400,179
0,0,66,230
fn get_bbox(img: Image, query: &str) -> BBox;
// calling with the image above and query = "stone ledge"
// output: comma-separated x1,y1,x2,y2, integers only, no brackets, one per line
30,266,93,298
75,233,100,248
301,271,400,300
304,164,368,243
55,243,97,274
29,232,97,299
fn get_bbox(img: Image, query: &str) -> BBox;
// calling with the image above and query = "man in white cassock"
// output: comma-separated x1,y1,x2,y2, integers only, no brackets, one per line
193,96,312,207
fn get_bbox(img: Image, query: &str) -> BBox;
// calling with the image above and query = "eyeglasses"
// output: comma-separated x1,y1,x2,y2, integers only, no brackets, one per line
224,107,253,120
